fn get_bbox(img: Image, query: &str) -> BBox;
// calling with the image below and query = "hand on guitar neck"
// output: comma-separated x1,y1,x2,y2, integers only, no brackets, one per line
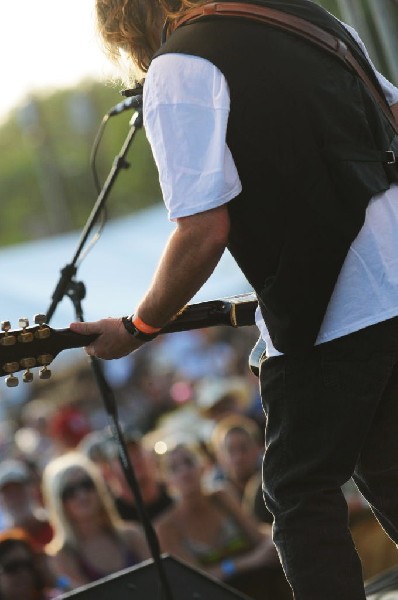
70,317,142,360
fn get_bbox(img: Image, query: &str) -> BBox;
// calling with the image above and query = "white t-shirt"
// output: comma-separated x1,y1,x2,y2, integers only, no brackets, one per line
143,23,398,357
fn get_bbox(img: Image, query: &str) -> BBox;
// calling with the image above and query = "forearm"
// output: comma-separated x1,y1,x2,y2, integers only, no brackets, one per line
69,205,230,359
136,206,229,328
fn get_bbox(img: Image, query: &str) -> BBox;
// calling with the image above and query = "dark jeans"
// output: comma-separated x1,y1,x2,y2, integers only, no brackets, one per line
260,316,398,600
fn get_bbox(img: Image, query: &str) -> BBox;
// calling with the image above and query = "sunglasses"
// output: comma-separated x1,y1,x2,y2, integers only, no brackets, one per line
61,477,95,502
0,559,35,575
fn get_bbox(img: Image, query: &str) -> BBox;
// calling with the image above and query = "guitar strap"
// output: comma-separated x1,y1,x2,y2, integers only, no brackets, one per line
168,1,398,139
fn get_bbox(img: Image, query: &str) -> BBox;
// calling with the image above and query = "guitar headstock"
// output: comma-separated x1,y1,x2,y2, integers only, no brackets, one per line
0,317,97,387
0,314,54,387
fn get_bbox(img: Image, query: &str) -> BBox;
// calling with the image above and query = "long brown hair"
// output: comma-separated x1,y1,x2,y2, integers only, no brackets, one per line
95,0,208,78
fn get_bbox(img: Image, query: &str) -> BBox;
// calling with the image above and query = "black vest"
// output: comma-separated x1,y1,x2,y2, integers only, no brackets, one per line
155,0,398,353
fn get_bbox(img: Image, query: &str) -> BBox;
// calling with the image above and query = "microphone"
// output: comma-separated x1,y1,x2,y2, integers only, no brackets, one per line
120,85,143,97
107,95,143,117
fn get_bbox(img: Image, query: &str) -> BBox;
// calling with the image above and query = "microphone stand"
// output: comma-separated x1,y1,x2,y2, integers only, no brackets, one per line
46,108,143,323
45,105,175,600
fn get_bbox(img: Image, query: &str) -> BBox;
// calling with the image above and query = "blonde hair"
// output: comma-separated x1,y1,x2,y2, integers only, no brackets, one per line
42,451,124,555
95,0,209,81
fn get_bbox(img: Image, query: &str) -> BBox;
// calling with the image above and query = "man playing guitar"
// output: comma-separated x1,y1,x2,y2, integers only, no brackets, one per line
71,1,398,598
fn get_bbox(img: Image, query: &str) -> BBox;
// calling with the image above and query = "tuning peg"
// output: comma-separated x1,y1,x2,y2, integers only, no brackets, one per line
20,357,35,383
20,357,36,369
34,314,46,325
37,354,53,381
20,358,36,381
3,362,19,387
22,370,33,383
4,362,19,374
0,321,16,346
33,314,50,339
39,366,51,380
37,354,53,366
17,318,34,343
5,374,19,387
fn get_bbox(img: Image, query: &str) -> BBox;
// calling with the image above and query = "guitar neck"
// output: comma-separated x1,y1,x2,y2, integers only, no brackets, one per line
0,292,259,383
161,292,258,334
57,292,258,350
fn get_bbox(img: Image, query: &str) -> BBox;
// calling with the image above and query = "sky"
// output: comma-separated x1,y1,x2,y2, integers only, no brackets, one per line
0,0,116,121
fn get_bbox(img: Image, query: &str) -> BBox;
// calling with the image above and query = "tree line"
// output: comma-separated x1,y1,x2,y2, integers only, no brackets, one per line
0,81,161,247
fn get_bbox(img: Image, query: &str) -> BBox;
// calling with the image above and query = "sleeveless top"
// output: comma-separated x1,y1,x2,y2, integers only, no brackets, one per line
180,494,252,566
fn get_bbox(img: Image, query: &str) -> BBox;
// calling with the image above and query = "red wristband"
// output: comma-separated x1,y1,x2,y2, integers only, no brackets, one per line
132,315,161,335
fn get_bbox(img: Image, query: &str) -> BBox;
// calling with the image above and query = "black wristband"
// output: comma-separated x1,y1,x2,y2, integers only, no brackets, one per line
121,316,159,342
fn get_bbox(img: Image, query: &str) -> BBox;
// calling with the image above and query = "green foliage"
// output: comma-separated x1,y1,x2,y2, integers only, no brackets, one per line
0,80,161,246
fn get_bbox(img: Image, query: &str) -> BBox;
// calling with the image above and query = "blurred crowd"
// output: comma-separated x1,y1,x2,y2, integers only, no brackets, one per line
0,326,395,599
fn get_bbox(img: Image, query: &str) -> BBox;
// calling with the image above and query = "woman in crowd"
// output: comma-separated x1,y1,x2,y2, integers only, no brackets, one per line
210,414,274,525
155,442,291,600
0,528,65,600
42,451,149,589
